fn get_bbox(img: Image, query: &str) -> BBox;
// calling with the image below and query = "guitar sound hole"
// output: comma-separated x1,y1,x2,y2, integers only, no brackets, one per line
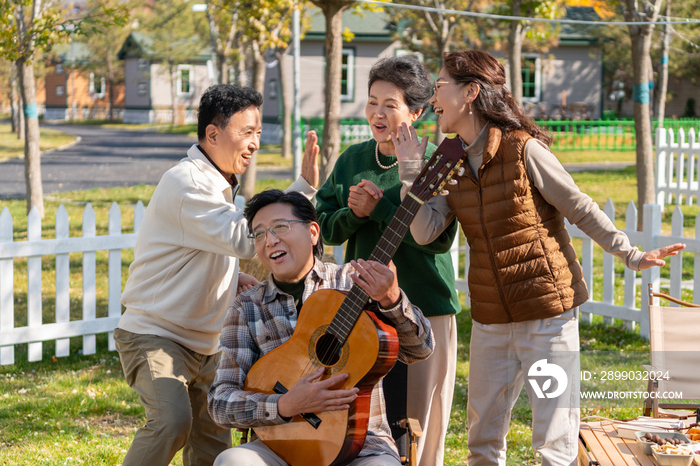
315,333,342,366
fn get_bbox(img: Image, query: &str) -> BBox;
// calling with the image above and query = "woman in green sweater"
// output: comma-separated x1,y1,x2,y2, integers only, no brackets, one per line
315,56,461,466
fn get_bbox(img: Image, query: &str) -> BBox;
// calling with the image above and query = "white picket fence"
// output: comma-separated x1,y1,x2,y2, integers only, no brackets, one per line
0,196,695,364
340,124,373,145
656,127,700,208
0,202,144,366
332,203,693,341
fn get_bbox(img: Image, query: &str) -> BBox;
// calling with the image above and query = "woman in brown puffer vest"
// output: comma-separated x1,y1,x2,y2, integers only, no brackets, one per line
392,50,685,466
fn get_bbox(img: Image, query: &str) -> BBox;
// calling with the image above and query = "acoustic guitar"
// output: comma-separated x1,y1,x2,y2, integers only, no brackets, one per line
244,137,466,466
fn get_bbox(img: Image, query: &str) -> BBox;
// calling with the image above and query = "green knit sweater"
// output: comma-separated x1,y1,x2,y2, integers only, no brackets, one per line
316,139,461,317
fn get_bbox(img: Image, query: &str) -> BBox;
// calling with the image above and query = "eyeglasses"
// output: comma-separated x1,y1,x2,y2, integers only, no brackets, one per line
433,80,453,94
433,80,466,94
248,220,308,243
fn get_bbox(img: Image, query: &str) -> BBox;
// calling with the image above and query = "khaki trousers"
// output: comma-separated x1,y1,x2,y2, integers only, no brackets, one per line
466,309,580,466
214,439,401,466
114,328,232,466
407,315,458,466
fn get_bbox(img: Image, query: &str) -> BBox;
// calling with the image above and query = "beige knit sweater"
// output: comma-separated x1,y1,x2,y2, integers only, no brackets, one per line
119,144,316,355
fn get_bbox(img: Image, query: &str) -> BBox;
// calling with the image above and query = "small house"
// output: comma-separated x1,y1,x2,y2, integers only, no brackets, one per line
117,32,216,124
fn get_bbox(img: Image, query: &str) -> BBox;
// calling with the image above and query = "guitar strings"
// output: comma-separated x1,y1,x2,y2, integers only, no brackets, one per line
293,164,444,385
280,156,459,397
302,201,421,382
308,155,460,377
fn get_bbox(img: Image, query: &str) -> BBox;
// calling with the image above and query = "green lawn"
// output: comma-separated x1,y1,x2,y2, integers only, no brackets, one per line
1,167,696,465
556,149,636,164
0,124,77,161
0,310,656,465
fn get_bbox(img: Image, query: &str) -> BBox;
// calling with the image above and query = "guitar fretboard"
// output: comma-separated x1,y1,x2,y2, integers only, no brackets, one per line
327,194,424,344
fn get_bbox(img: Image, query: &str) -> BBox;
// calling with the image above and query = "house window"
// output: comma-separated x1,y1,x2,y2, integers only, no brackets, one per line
56,85,64,97
138,58,149,69
55,63,63,74
177,65,194,96
89,73,106,99
521,56,541,102
138,82,148,96
341,48,355,102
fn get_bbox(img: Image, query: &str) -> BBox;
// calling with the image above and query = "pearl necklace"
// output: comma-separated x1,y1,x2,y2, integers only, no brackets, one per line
375,142,398,170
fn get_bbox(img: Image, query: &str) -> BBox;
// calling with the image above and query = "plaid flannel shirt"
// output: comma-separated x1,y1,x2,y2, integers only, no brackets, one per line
208,260,434,460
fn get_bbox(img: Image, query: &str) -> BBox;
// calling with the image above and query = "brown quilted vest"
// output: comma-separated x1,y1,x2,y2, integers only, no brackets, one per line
447,127,588,324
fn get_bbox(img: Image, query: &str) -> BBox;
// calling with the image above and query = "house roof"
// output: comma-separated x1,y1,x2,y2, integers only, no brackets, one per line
305,7,393,42
303,6,601,47
117,32,154,60
559,6,602,46
117,31,214,61
50,42,92,65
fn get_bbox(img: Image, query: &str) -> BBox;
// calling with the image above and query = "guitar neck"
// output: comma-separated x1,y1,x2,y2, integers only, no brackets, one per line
367,197,423,265
327,194,424,343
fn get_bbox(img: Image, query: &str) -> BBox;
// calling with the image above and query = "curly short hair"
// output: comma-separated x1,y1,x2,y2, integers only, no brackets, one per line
244,189,324,260
197,85,263,140
367,56,432,118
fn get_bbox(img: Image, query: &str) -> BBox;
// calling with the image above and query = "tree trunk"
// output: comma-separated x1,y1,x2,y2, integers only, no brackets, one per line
18,90,25,140
654,1,671,127
107,54,115,121
16,57,44,217
14,61,25,139
219,52,228,84
508,0,524,106
10,70,18,134
277,48,292,159
630,31,655,230
236,43,249,87
624,0,662,229
236,57,248,87
204,1,221,85
239,41,266,201
318,1,350,184
170,62,177,126
221,11,240,86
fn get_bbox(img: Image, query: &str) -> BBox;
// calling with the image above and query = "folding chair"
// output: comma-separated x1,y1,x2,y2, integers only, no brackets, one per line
643,284,700,418
382,361,422,466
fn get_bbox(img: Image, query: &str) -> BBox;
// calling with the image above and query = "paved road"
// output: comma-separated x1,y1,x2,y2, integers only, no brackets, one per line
0,122,291,199
563,161,635,173
0,122,634,199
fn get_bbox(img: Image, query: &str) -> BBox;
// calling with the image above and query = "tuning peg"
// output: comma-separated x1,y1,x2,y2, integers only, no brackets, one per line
457,167,466,177
448,178,458,185
439,189,450,196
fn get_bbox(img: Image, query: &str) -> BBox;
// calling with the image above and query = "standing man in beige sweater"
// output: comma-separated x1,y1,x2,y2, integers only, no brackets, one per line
114,85,319,466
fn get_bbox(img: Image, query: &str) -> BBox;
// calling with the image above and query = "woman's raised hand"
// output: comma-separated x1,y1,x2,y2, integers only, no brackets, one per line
392,122,428,162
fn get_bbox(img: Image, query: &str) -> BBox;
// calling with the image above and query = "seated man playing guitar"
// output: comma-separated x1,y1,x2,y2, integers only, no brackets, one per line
207,189,434,466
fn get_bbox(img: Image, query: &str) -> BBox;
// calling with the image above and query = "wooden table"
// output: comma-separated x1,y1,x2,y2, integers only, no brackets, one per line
579,421,660,466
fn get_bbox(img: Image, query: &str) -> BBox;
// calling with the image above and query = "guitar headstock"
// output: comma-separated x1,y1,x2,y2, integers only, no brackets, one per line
409,137,466,202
